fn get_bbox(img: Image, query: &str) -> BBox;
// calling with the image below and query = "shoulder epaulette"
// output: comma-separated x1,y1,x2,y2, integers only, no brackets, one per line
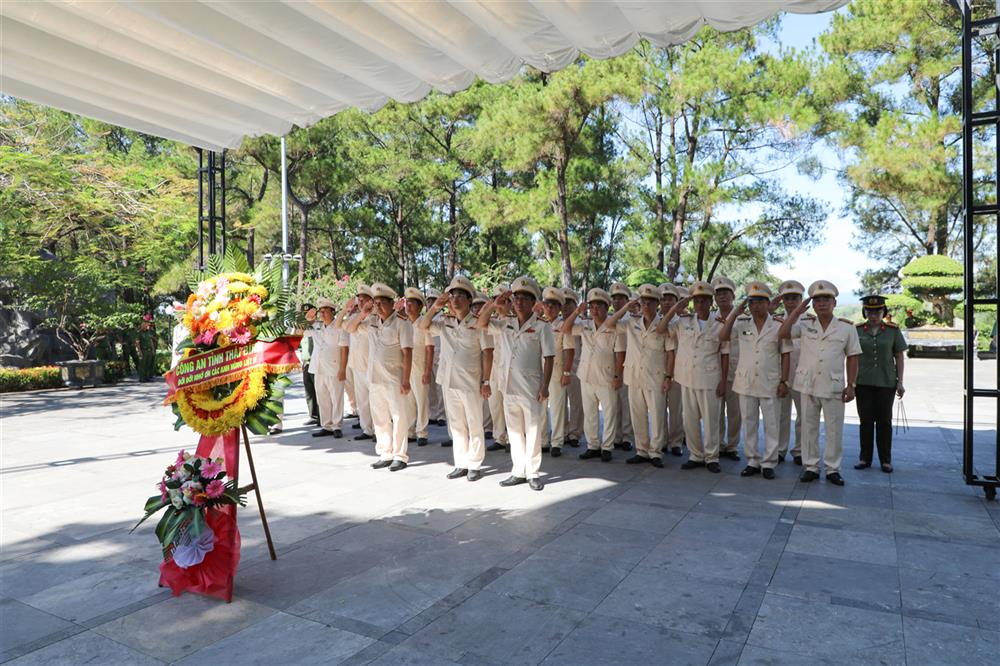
838,317,853,325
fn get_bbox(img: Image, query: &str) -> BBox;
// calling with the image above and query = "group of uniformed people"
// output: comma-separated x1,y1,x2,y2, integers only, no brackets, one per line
296,274,871,490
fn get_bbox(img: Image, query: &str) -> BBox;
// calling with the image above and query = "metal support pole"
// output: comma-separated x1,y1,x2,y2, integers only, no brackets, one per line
220,149,227,256
280,136,289,287
207,151,217,255
197,148,204,270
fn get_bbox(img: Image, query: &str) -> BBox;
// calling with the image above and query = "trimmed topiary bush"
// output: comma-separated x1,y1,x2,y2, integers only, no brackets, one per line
900,255,963,324
625,268,668,289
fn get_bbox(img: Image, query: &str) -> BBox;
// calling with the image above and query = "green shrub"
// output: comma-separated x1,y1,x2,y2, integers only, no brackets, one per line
0,366,63,393
626,268,668,289
900,255,964,277
155,350,172,376
104,360,128,384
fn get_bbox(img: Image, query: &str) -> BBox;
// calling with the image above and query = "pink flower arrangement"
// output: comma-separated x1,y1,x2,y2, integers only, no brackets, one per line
205,479,225,499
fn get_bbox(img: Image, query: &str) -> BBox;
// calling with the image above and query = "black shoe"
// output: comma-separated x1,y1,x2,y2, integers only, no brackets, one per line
551,447,562,458
625,455,650,465
762,468,775,480
389,461,408,472
706,462,721,473
436,419,447,427
353,433,373,441
670,446,683,457
680,460,705,470
446,468,468,479
467,469,483,482
371,460,392,469
499,476,527,487
579,449,602,460
312,429,335,437
566,438,581,448
776,455,785,464
650,458,664,469
344,413,358,420
854,461,871,470
485,431,494,441
352,423,361,430
486,442,505,452
601,450,613,462
529,478,544,491
826,472,845,486
614,441,633,451
441,440,453,448
542,445,551,453
740,465,761,477
267,425,283,435
793,455,802,466
333,429,342,438
304,418,319,426
799,470,819,482
417,437,428,447
408,436,417,443
721,450,740,461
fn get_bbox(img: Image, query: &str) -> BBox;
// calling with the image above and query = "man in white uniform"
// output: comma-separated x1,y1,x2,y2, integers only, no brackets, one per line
720,282,783,479
561,289,583,447
478,276,554,490
603,284,672,467
778,280,861,486
775,280,806,465
403,288,434,447
610,282,635,452
659,284,685,457
713,276,741,461
341,285,375,441
561,288,626,462
425,287,446,428
345,283,414,471
658,281,729,473
538,287,569,457
472,292,494,440
304,298,349,439
420,276,494,481
485,284,510,452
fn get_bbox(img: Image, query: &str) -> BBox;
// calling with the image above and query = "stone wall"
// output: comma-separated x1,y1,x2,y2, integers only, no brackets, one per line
0,308,74,368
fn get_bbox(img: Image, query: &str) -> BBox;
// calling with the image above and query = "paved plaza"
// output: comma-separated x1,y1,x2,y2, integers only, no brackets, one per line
1,358,999,665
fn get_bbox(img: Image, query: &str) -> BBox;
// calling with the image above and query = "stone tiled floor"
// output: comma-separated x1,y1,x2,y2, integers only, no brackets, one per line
1,358,999,665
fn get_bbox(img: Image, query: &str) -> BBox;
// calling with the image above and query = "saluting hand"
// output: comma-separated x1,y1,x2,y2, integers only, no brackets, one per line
345,296,358,313
768,296,782,314
795,297,812,315
433,293,449,310
532,302,544,315
393,298,406,312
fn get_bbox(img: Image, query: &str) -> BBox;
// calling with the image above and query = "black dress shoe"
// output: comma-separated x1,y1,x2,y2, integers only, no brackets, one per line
551,447,562,458
541,445,551,453
441,440,453,448
625,455,650,465
762,468,775,480
528,478,544,491
467,469,483,482
793,455,802,466
354,433,373,441
706,462,721,473
389,461,408,472
484,431,494,441
680,460,705,470
566,438,580,448
650,458,664,468
333,429,342,438
407,436,417,443
579,449,602,460
614,441,633,451
486,442,505,452
499,476,527,487
371,460,392,469
670,446,683,457
312,429,335,437
352,423,361,430
776,455,785,464
799,470,819,482
601,450,613,462
826,472,845,486
446,468,468,479
721,450,740,461
344,413,358,419
854,461,871,470
417,437,428,446
436,419,447,427
740,465,761,477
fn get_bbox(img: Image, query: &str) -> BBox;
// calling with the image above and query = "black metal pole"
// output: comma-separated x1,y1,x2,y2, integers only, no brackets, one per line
197,148,204,270
220,149,227,256
207,151,217,255
961,1,974,485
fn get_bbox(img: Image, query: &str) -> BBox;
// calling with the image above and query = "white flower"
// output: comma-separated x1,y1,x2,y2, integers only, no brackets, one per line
169,490,183,509
208,311,219,321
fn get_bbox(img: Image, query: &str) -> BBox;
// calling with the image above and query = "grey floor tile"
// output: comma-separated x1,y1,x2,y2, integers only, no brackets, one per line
21,564,162,623
539,523,661,566
785,524,896,566
582,500,687,535
737,643,905,665
902,616,1000,666
668,512,778,550
174,611,372,665
0,599,75,655
895,535,1000,580
402,590,585,664
485,551,631,613
5,631,162,666
802,483,893,510
366,645,462,665
769,552,900,611
794,505,894,535
892,510,1000,545
594,569,744,638
638,537,762,585
541,613,717,665
899,568,1000,630
891,489,990,519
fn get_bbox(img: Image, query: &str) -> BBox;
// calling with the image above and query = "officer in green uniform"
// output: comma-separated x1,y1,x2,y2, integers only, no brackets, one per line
854,295,907,473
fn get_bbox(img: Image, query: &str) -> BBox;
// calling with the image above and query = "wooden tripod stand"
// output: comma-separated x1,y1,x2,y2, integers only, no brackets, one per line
236,424,277,560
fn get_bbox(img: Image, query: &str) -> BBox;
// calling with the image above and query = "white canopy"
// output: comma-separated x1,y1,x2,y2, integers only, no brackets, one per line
1,1,846,150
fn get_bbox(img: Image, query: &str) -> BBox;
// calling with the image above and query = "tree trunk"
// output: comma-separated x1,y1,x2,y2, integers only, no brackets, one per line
396,206,407,290
654,112,665,273
297,205,308,293
555,157,573,288
447,185,458,279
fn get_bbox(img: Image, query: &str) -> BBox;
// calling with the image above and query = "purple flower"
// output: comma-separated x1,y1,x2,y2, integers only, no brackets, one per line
201,460,223,479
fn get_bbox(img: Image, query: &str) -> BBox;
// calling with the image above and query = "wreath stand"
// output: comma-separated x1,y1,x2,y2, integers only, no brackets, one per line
237,424,277,562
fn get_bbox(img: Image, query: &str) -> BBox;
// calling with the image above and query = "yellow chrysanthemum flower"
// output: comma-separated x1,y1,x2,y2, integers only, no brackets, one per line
228,281,250,293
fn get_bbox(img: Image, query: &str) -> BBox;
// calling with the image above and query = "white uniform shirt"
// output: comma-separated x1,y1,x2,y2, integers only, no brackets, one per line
304,322,349,376
355,312,414,387
718,310,739,381
787,316,861,398
669,313,730,390
549,316,567,374
568,318,626,386
487,314,555,399
730,314,782,398
775,315,801,380
410,324,431,374
612,314,673,391
426,312,493,391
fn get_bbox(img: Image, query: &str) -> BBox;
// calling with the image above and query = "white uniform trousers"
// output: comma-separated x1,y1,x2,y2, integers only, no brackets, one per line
681,386,722,463
719,389,741,452
409,375,430,439
505,394,543,479
444,388,485,470
801,392,845,475
483,397,493,432
566,375,584,440
778,389,803,457
488,388,508,444
429,370,446,422
666,382,684,448
315,373,345,431
630,387,666,459
547,376,567,448
615,385,634,444
370,384,411,462
344,368,357,417
354,371,374,436
739,394,781,469
582,381,618,451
